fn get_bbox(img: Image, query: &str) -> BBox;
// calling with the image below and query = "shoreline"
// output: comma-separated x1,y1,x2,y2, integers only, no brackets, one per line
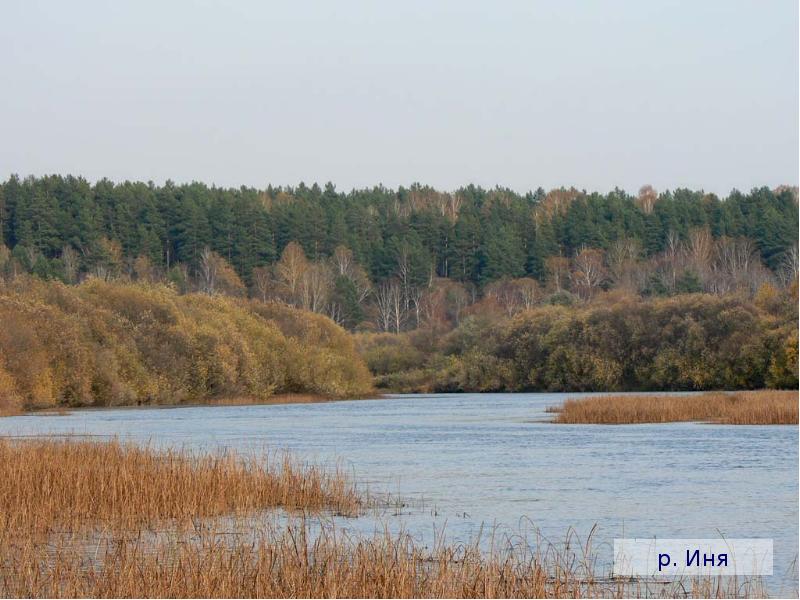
6,392,388,418
5,389,796,425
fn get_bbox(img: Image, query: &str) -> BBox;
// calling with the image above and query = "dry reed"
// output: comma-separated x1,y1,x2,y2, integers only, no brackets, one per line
551,390,799,425
0,439,778,598
0,438,361,534
0,519,768,598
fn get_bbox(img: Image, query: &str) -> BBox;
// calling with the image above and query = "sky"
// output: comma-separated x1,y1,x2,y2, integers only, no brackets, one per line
0,0,797,196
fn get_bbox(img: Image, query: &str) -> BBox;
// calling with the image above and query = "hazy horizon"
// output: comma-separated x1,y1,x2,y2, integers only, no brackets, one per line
2,0,797,196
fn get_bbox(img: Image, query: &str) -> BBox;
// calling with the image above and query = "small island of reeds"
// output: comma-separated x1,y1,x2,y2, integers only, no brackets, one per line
550,390,799,425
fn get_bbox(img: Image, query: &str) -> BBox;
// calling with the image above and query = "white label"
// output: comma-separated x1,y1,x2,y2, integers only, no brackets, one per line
613,538,773,577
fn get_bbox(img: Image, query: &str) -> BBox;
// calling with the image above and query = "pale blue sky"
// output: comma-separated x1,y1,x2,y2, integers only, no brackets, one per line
1,0,797,195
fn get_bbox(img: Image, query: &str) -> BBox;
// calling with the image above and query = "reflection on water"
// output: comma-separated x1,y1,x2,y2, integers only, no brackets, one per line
1,392,797,592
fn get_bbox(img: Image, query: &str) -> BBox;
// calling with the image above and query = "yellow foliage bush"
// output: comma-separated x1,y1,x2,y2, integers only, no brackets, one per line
249,302,373,398
0,363,21,414
0,278,373,410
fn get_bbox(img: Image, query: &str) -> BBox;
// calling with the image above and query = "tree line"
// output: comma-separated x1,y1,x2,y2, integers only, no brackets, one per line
0,175,797,332
358,291,798,392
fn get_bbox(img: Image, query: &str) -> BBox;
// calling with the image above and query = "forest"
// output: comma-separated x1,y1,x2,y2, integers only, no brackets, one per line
1,177,797,309
0,175,797,403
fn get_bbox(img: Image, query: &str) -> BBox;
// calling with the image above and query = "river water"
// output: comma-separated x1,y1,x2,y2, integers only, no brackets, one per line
1,393,796,592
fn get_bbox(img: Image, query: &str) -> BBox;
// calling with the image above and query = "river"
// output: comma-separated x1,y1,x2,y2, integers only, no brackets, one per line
1,392,796,593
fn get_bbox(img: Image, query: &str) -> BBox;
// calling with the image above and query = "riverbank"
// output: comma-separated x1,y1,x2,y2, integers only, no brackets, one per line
4,392,387,419
549,390,799,424
186,391,386,407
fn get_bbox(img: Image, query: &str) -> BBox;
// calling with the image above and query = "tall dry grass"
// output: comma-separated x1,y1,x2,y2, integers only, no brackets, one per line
0,439,776,598
0,518,767,599
552,390,799,424
0,438,361,534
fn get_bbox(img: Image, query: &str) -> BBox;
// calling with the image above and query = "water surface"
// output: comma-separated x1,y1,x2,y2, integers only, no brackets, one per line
1,393,796,591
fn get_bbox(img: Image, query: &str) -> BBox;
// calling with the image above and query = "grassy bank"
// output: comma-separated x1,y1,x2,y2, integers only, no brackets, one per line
0,439,771,598
12,391,385,419
185,391,383,407
550,390,799,424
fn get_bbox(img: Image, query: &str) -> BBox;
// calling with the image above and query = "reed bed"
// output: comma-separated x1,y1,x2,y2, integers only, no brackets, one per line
551,390,799,425
0,438,361,534
0,519,767,599
0,438,776,598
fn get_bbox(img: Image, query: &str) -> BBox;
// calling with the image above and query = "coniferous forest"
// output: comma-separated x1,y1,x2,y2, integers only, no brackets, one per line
0,175,797,406
2,176,797,294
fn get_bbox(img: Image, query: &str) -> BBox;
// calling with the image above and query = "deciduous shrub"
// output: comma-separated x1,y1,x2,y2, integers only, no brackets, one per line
0,278,373,409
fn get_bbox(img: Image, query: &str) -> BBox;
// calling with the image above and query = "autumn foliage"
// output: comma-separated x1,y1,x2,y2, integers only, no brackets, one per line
359,292,798,393
0,277,373,411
